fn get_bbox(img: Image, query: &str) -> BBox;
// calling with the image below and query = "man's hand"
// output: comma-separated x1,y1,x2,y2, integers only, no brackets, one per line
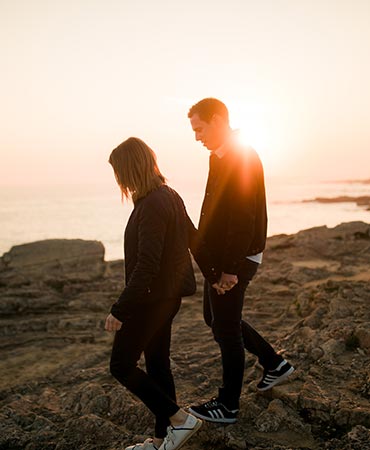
105,313,122,332
219,272,238,290
212,273,238,295
212,282,225,295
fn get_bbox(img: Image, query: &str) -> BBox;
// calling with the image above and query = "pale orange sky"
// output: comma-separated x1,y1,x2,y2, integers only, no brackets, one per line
1,0,370,187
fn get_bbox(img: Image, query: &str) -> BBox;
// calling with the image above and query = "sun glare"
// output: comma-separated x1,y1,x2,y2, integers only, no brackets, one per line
228,102,275,165
233,123,273,167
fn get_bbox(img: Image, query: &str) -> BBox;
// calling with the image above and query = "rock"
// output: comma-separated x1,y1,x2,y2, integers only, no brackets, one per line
347,425,370,443
0,223,369,450
355,327,370,352
321,338,346,360
56,414,126,450
255,399,287,432
0,239,105,284
310,347,325,361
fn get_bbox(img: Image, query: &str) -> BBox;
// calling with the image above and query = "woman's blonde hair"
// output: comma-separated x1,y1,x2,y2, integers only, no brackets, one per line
109,137,166,202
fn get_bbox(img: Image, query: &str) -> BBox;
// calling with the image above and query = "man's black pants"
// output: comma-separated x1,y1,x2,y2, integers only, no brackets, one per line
203,259,282,409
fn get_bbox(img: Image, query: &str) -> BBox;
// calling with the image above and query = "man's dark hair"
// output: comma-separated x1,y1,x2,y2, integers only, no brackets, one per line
188,98,229,124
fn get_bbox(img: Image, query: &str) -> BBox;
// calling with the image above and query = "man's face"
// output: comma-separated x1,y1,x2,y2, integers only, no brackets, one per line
189,113,223,151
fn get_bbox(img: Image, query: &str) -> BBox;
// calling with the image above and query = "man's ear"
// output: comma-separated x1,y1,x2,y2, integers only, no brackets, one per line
211,113,224,127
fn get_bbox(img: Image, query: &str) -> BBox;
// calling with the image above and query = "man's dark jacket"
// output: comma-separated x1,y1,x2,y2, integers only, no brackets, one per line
198,144,268,275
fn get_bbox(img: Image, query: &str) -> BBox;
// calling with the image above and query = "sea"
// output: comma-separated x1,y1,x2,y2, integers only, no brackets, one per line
1,178,369,261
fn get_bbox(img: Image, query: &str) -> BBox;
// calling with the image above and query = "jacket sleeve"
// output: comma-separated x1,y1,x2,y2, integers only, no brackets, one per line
223,156,258,274
111,199,168,321
185,210,220,285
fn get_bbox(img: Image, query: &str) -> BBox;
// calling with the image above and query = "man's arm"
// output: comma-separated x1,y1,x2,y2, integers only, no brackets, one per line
223,154,260,274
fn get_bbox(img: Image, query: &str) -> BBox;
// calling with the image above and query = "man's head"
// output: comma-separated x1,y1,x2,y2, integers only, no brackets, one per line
188,98,231,151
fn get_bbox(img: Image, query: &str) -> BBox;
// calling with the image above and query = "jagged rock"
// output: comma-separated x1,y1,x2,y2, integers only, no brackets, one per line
255,399,287,432
310,347,325,361
0,239,105,284
0,222,369,450
321,338,346,360
56,414,126,450
323,425,370,450
355,326,370,351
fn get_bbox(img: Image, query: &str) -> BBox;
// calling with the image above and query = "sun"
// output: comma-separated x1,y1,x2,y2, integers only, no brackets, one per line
238,124,267,153
228,103,277,168
234,123,272,165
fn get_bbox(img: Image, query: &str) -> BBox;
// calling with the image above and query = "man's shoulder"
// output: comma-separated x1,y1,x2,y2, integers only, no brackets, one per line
227,144,262,169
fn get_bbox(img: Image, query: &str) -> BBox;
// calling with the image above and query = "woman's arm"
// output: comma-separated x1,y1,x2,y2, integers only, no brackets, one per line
111,200,168,321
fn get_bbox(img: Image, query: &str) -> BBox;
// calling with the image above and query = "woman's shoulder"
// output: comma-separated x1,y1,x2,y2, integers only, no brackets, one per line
138,184,179,212
145,184,182,202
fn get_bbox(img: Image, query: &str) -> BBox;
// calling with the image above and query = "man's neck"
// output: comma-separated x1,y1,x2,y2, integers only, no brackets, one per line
211,129,234,159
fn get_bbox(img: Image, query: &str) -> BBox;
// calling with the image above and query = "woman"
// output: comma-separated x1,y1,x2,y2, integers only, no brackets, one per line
105,137,214,450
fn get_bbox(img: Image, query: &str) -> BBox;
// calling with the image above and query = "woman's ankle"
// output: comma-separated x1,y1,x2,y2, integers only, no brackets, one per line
169,408,188,427
153,437,164,447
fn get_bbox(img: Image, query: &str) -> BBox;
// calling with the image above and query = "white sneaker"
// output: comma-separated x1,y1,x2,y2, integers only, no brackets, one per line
125,438,159,450
159,414,202,450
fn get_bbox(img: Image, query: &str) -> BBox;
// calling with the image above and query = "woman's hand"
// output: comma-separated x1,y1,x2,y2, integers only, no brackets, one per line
219,272,238,290
212,273,239,295
105,313,122,332
212,282,225,295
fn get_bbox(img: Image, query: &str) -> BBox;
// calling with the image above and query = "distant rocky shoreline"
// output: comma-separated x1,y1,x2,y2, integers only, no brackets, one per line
303,195,370,210
303,177,370,210
329,178,370,185
302,178,370,211
0,222,369,450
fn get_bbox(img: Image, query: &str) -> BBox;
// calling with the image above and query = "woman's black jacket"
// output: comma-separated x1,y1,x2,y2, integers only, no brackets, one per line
111,185,217,322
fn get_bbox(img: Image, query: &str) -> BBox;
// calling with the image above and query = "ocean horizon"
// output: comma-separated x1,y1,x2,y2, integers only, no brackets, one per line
1,177,369,261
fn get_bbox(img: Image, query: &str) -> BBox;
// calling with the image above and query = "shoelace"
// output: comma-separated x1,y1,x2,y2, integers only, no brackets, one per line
204,398,219,408
163,427,176,446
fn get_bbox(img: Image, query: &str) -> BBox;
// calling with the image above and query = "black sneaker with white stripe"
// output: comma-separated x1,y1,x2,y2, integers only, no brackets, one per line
188,398,238,424
257,359,295,391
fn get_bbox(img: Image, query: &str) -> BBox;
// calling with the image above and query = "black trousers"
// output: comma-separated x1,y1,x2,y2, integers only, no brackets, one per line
203,259,282,409
110,298,181,438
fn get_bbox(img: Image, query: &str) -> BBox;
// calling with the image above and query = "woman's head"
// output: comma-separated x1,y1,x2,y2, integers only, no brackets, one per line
109,137,166,202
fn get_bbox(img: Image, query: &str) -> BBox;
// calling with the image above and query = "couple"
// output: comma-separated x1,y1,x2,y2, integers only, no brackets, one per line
105,98,294,450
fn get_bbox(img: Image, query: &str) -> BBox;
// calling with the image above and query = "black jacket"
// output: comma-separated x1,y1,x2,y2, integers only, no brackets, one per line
198,145,268,275
111,185,217,321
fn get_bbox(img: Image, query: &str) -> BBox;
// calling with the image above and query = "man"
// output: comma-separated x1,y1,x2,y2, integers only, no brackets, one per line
187,98,294,424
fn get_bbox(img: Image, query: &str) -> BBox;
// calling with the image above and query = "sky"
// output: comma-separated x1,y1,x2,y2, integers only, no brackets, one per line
1,0,370,188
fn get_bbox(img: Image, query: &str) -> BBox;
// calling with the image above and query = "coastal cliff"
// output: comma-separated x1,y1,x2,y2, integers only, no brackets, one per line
0,222,369,450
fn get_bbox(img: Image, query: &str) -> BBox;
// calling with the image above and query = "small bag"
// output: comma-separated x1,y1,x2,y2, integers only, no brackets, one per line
180,253,196,297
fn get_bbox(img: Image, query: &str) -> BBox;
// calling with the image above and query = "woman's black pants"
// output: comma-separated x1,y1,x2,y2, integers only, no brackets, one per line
110,298,181,438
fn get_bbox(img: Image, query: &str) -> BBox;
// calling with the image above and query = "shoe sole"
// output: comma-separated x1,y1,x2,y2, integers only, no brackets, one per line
188,408,237,424
257,366,295,391
162,419,202,450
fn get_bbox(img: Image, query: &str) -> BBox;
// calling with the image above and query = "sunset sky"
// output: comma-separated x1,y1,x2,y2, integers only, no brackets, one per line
1,0,369,188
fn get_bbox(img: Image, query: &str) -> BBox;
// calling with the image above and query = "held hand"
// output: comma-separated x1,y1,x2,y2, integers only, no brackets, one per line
212,282,225,295
105,313,122,332
219,272,238,291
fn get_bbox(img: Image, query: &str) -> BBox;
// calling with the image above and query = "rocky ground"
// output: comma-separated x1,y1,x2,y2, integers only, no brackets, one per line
0,222,369,450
